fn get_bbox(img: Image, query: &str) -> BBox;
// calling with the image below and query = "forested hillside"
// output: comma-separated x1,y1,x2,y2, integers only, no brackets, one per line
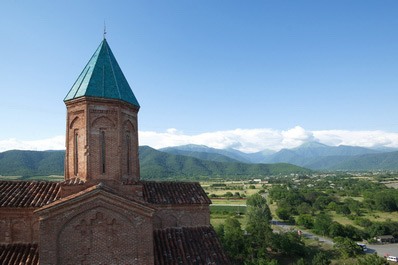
0,147,312,179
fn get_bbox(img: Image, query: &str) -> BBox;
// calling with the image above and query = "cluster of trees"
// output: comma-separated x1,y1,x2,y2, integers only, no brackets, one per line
296,213,365,240
215,194,327,265
363,189,398,212
268,179,398,240
214,192,392,264
209,191,246,198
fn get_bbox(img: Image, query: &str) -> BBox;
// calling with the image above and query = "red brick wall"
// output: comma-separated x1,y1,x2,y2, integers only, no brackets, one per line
153,205,210,229
0,209,39,244
65,100,87,181
65,97,140,184
38,191,154,265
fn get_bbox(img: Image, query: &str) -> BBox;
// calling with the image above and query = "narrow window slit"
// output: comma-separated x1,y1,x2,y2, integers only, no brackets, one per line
74,133,78,176
127,134,130,175
101,131,105,174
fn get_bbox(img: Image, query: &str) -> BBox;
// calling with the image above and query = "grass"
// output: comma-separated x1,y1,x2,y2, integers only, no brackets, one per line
362,210,398,222
0,175,63,181
210,217,227,228
24,175,64,181
201,180,264,198
0,176,21,180
331,213,361,227
329,209,398,229
211,199,247,205
210,205,247,213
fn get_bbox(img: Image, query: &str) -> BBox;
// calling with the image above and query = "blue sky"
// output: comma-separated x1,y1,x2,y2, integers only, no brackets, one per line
1,1,398,152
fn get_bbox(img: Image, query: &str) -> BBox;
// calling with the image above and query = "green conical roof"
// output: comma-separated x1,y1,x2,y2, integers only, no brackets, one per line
64,39,140,107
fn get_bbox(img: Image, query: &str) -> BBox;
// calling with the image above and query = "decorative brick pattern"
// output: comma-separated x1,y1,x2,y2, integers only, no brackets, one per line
36,185,155,265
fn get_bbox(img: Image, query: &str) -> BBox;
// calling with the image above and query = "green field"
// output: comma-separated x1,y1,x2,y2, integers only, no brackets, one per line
0,175,64,181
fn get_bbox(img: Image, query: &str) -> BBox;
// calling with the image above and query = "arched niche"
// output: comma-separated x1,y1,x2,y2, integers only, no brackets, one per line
91,116,115,129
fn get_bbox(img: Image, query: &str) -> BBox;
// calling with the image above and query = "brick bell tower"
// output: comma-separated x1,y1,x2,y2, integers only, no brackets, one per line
63,38,140,185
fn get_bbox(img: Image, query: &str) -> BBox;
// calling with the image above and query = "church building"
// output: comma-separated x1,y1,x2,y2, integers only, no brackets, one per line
0,39,229,265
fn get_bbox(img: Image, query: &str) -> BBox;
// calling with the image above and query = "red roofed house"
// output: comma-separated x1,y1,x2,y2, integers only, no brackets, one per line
0,39,229,265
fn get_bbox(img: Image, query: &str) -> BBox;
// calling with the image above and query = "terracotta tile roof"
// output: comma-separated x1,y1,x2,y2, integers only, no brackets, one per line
0,181,60,208
0,243,39,265
142,181,211,205
60,177,85,185
36,183,156,213
154,226,230,265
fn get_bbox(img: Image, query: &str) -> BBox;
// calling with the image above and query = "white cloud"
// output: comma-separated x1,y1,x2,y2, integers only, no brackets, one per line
0,136,65,152
140,126,398,153
313,130,398,148
2,127,398,153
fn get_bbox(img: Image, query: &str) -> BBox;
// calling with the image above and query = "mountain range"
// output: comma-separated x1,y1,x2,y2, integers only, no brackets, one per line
160,142,398,170
1,141,398,180
0,147,311,180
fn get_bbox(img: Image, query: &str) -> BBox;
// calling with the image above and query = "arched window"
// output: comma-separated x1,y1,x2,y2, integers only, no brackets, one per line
74,132,78,176
101,131,106,174
126,134,130,175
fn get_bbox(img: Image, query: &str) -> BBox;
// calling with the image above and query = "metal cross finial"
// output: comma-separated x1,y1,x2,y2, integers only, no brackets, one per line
103,21,107,39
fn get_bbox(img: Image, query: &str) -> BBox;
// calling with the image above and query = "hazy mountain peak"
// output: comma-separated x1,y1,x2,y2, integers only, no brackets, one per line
294,141,329,149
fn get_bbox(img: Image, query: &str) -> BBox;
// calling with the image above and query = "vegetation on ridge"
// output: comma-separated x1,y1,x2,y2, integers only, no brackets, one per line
0,147,312,180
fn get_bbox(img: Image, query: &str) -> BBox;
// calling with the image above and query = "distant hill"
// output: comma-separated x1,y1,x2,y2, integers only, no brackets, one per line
2,144,398,177
259,142,380,164
140,146,311,179
0,148,312,179
160,144,254,163
160,142,385,169
158,148,239,163
0,150,64,176
327,151,398,170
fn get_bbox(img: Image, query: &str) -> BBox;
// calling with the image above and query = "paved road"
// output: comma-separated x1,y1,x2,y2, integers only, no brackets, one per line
271,219,398,258
271,219,334,245
212,204,397,258
211,204,247,206
365,243,398,257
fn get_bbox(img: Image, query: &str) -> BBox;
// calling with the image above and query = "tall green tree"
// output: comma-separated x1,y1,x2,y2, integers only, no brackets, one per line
311,252,331,265
333,237,362,258
246,193,272,222
216,217,247,265
297,214,313,229
313,213,332,236
246,194,273,263
356,253,389,265
271,231,306,257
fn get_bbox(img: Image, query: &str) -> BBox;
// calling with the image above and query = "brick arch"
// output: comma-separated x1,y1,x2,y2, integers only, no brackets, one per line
57,205,138,264
91,116,115,128
31,221,39,242
69,116,80,129
163,215,177,228
153,215,162,229
11,220,25,243
179,215,192,227
122,119,135,132
0,219,6,242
